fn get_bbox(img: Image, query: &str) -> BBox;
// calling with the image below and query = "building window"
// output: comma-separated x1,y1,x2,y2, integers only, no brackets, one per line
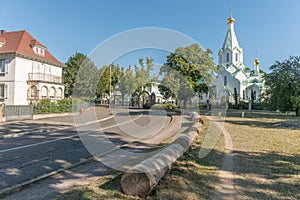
33,63,40,72
57,88,62,99
49,87,55,99
226,53,229,62
243,90,245,100
30,86,38,98
224,76,227,86
0,84,8,98
236,53,239,62
253,91,257,100
0,60,7,73
41,86,48,98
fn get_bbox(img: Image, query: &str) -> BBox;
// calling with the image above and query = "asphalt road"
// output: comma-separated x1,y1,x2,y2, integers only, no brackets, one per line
0,107,171,194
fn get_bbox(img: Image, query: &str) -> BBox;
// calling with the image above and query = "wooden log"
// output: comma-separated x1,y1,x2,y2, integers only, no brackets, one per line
191,112,199,120
193,116,204,125
121,131,197,197
189,122,201,134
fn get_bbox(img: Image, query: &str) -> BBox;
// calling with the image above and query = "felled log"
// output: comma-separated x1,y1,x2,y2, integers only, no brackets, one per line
121,131,197,197
193,116,204,125
191,112,199,120
189,122,201,134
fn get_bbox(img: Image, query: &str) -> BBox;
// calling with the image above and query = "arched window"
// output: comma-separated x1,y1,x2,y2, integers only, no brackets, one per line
224,76,227,86
49,87,55,99
57,88,62,99
30,86,37,98
41,86,48,98
226,53,230,62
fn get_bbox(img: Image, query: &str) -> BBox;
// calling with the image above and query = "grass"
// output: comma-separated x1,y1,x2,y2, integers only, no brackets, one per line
52,111,300,200
225,113,300,199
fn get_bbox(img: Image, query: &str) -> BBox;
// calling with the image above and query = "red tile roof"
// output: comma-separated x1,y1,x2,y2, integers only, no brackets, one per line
0,30,64,67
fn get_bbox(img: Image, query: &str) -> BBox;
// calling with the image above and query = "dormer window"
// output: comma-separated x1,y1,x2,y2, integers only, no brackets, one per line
31,39,45,56
0,36,6,48
33,46,45,56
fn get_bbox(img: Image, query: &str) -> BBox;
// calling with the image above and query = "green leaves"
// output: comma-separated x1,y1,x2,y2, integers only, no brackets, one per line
63,52,98,98
159,43,216,107
265,56,300,115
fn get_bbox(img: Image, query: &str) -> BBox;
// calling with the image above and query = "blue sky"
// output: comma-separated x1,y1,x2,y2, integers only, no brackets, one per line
1,0,300,72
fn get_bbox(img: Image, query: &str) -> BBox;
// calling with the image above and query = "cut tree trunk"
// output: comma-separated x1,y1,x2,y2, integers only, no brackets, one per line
121,131,198,197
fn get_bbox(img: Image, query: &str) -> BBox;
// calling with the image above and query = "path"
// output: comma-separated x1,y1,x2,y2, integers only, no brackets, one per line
212,118,236,199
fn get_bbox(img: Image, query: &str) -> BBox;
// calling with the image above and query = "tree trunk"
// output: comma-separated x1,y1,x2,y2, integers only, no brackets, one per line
296,107,300,116
121,131,198,197
183,99,187,109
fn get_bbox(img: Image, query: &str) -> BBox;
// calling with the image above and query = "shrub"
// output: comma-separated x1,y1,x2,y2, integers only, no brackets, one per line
150,103,178,111
33,98,87,114
151,104,165,110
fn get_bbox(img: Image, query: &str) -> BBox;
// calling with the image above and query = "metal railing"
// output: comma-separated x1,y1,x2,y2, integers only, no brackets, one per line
28,73,62,83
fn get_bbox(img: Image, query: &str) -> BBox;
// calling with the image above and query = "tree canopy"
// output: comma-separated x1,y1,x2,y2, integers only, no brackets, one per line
159,43,216,108
265,56,300,116
63,52,98,97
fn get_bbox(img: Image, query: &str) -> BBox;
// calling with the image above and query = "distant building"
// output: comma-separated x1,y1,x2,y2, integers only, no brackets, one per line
211,11,265,105
0,30,65,105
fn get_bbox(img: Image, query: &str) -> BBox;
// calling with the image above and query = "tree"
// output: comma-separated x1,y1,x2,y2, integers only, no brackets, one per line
160,44,216,108
117,66,136,105
265,56,300,116
234,88,238,106
63,52,98,98
133,57,156,106
97,64,122,102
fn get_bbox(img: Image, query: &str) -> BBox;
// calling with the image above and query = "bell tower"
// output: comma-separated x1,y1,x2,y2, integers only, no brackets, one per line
218,9,244,68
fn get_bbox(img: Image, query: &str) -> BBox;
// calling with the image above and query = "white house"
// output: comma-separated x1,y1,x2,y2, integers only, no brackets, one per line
0,30,65,105
207,12,265,105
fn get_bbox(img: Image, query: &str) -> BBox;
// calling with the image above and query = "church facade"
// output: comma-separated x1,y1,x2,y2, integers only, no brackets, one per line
211,12,265,105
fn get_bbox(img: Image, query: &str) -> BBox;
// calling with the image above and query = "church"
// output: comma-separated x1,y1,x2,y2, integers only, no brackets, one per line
211,11,265,105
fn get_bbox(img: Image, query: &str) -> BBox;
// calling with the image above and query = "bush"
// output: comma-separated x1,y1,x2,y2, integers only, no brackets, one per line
151,104,165,110
33,98,87,114
142,103,153,109
150,103,178,111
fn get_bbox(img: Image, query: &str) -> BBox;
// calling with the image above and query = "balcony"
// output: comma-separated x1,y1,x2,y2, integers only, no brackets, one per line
28,73,62,84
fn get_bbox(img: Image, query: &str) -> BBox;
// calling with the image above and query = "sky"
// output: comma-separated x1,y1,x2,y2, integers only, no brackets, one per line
1,0,300,72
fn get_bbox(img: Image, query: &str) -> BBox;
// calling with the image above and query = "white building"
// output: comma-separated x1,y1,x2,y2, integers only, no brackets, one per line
211,12,265,105
0,30,65,105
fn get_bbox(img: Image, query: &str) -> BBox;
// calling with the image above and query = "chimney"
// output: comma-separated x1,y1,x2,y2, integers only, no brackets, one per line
0,30,6,34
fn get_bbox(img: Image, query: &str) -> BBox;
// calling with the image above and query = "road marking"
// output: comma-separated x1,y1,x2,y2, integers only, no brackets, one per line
0,114,142,154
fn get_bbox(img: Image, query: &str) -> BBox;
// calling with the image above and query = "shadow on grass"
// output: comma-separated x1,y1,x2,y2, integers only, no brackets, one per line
232,150,300,199
57,187,96,200
225,119,300,130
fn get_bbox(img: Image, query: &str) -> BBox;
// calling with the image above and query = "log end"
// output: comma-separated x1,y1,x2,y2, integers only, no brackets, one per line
121,172,152,197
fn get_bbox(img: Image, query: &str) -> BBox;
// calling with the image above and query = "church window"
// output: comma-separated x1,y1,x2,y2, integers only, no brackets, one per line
226,53,229,62
224,76,227,86
243,90,245,100
236,53,239,62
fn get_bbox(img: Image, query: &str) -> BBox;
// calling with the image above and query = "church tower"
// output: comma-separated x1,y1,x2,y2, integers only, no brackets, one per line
218,10,244,69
